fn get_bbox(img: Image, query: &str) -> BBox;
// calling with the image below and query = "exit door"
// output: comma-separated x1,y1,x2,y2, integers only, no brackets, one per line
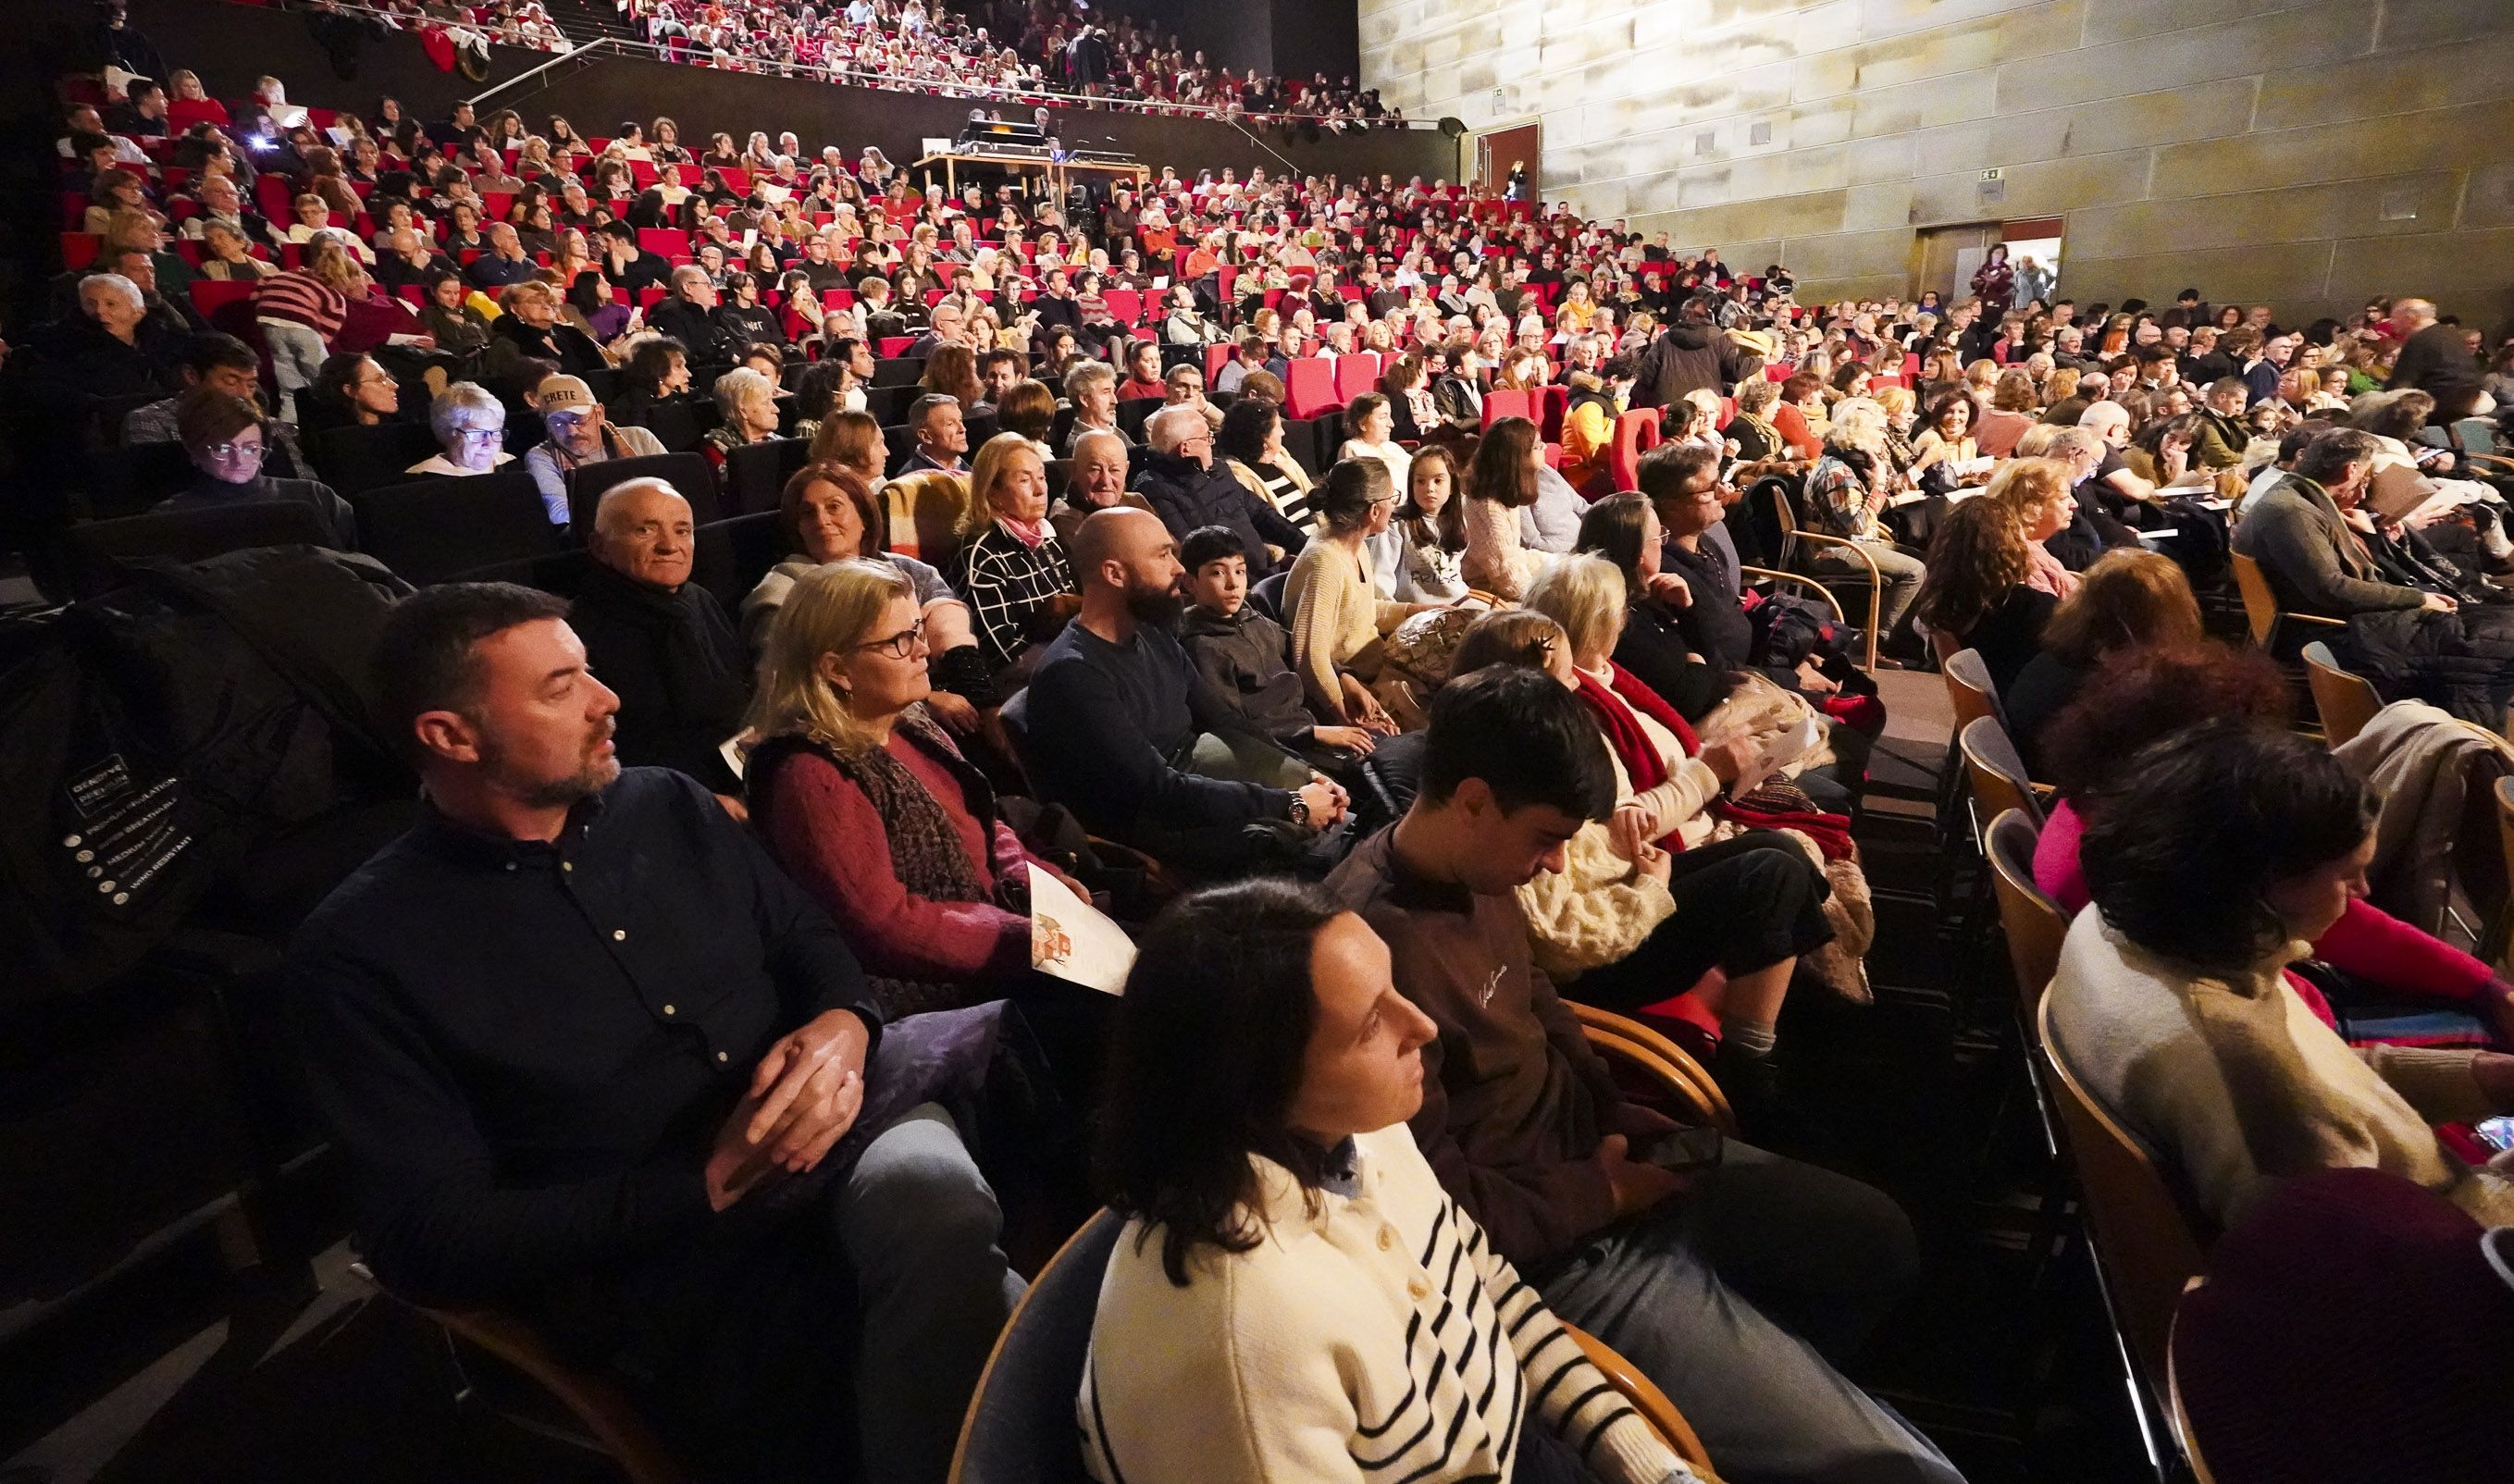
1475,123,1540,197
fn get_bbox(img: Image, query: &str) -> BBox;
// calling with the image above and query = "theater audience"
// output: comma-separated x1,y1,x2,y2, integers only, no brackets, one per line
2003,550,2198,770
1460,415,1549,600
954,431,1074,677
1326,666,1960,1483
746,558,1071,1015
1283,459,1424,733
405,381,515,476
2034,644,2514,1053
520,375,667,526
1575,490,1724,722
1082,878,1703,1484
290,582,1017,1484
1216,395,1316,537
2046,720,2514,1229
2232,427,2514,724
1178,524,1380,763
1022,507,1344,875
1802,401,1925,641
902,393,970,476
1913,496,2056,691
1978,456,2082,600
160,389,356,547
1134,403,1304,578
567,478,749,800
741,462,992,721
120,331,260,445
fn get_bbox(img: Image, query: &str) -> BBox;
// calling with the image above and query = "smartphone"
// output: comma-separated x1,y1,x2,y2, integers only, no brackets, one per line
2474,1115,2514,1154
1630,1124,1725,1174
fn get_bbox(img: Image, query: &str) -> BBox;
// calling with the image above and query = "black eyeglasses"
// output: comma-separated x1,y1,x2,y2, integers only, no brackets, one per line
852,619,926,660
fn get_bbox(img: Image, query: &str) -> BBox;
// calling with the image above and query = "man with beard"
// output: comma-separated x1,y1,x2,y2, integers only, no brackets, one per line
1022,507,1346,877
287,582,1022,1483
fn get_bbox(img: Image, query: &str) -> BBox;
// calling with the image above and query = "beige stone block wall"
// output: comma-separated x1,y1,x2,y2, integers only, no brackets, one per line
1361,0,2514,327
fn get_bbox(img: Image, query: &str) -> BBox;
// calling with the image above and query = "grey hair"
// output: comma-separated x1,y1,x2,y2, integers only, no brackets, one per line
671,263,710,295
1145,403,1206,454
428,381,506,443
2047,427,2105,461
591,477,690,538
1062,359,1116,402
82,271,145,314
712,365,774,419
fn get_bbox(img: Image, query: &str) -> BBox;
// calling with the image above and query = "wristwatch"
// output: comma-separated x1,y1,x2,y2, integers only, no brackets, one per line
1286,795,1311,827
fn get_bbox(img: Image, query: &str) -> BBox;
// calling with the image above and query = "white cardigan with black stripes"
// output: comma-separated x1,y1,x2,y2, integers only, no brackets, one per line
1078,1122,1694,1484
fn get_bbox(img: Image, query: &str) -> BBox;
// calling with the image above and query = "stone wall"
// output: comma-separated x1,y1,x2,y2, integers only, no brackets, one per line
1360,0,2514,327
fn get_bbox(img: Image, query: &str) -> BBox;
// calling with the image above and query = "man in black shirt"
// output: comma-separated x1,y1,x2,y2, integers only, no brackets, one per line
290,583,1020,1483
568,478,750,796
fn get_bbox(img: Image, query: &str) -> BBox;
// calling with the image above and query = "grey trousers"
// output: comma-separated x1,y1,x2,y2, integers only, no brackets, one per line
1535,1140,1965,1484
836,1102,1026,1484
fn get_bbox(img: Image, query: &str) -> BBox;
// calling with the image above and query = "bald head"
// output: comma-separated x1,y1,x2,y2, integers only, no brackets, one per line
2392,297,2436,330
1146,403,1210,463
1071,505,1162,585
591,479,695,589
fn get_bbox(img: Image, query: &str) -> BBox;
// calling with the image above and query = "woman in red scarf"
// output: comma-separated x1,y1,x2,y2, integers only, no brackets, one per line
1525,559,1840,1111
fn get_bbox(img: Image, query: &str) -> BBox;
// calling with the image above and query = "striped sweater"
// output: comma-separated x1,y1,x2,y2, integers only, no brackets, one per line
1079,1123,1696,1484
249,268,348,339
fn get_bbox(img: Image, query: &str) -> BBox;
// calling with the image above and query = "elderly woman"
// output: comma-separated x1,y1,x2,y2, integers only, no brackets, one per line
162,389,357,548
484,278,606,386
702,365,786,465
1979,456,2083,600
2046,721,2514,1230
742,462,992,724
196,219,275,282
1802,399,1927,638
1084,877,1702,1484
744,560,1077,1020
954,432,1077,677
405,381,514,476
1521,558,1837,1097
1283,460,1427,734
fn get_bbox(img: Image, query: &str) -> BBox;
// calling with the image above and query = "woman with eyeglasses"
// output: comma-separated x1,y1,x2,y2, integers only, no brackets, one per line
164,388,357,549
746,558,1088,1019
405,381,514,476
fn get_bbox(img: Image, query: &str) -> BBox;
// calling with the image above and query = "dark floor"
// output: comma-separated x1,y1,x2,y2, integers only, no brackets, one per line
1,671,2152,1484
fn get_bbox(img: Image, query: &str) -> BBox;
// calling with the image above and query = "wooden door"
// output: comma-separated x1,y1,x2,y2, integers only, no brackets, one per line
1475,123,1541,196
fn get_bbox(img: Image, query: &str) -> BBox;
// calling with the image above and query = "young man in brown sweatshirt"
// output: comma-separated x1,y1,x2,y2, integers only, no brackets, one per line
1328,666,1962,1484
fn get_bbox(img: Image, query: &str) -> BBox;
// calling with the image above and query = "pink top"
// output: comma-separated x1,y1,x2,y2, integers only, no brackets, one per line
2033,799,2494,1032
762,736,1041,984
1975,407,2036,459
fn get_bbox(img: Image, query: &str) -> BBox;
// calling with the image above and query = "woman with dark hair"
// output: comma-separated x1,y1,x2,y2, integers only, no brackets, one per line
612,334,694,426
2003,549,2200,765
739,461,994,719
1218,396,1316,536
1461,415,1547,600
2045,720,2514,1230
1577,492,1723,721
1084,878,1702,1484
301,350,405,438
1913,496,2055,690
921,343,985,409
2034,644,2514,1054
1283,460,1424,733
716,270,783,348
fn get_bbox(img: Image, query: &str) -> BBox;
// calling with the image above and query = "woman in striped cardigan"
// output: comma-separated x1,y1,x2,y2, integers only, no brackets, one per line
1083,879,1702,1484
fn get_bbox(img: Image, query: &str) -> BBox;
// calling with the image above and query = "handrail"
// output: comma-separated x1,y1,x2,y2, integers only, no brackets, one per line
465,35,627,112
254,0,1427,132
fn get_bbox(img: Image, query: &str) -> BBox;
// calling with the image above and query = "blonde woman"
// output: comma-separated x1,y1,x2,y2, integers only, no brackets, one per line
746,559,1073,1016
954,432,1075,675
703,366,785,464
1981,457,2084,600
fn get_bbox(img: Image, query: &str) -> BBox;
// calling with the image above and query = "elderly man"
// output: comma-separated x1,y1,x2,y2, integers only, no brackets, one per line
1022,506,1344,876
290,581,1018,1484
2385,297,2473,403
179,173,272,248
900,393,969,476
465,222,539,291
1050,427,1143,547
122,330,264,445
1059,359,1132,454
2234,427,2514,723
648,266,741,365
1161,362,1224,430
406,380,515,476
568,479,749,799
906,301,968,360
373,227,441,294
1132,403,1304,581
47,271,180,399
522,374,667,526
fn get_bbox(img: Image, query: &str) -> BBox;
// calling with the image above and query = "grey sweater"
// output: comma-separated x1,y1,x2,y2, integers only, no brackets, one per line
2229,473,2425,618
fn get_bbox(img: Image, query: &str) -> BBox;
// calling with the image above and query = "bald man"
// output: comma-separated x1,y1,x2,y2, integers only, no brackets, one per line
2386,296,2471,404
570,478,750,798
1022,507,1344,876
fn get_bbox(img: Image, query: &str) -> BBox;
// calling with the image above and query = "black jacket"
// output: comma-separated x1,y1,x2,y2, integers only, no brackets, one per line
566,563,749,793
646,298,741,365
1131,451,1305,581
1634,322,1756,410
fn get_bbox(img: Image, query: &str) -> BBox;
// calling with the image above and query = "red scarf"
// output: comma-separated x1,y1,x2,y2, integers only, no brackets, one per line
1573,662,1855,860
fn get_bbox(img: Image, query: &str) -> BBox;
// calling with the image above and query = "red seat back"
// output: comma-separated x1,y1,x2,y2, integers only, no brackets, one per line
1333,352,1381,403
1482,389,1535,430
1606,408,1662,492
1284,357,1338,420
1204,343,1232,383
1537,385,1569,442
638,228,686,258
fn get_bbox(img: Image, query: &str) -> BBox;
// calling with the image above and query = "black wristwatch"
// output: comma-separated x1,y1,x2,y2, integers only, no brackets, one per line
1286,795,1310,827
